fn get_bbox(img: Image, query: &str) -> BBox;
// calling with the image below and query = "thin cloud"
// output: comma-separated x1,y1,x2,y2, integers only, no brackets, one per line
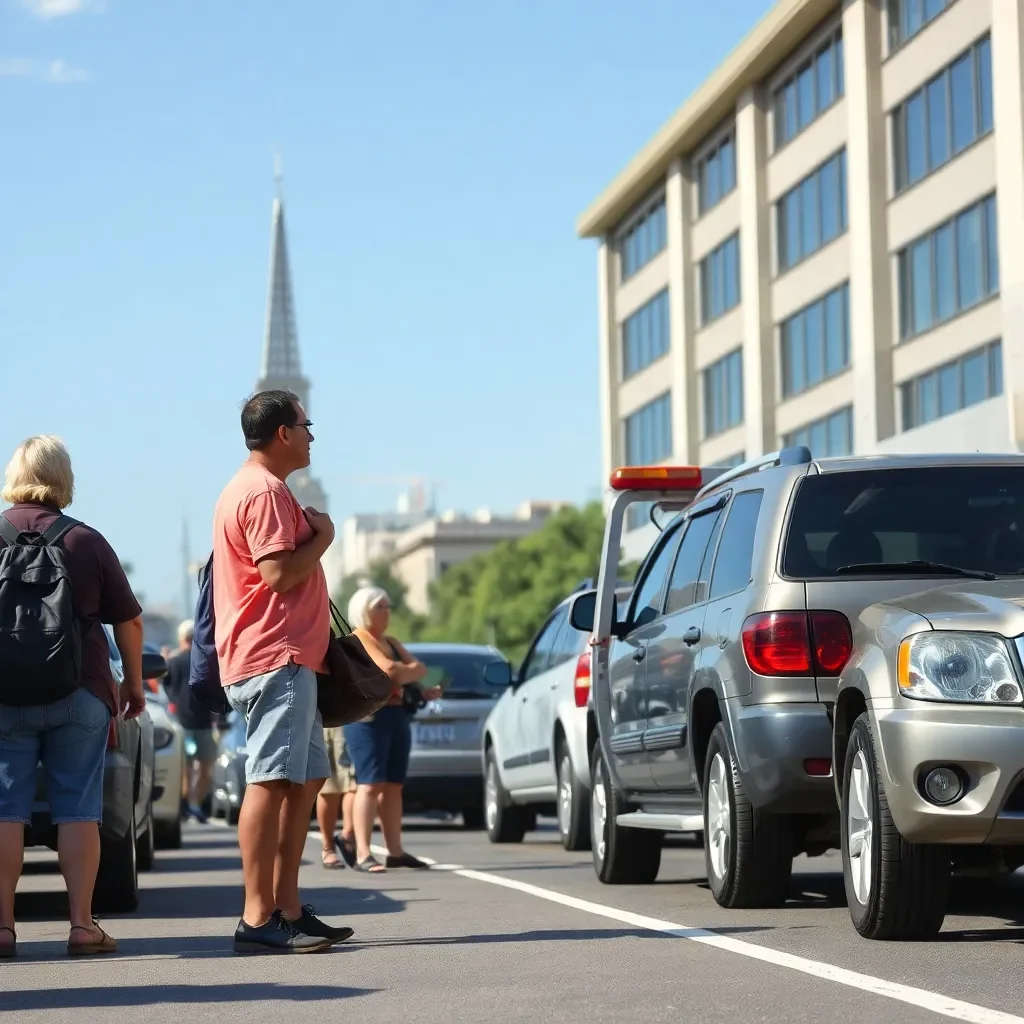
19,0,106,19
0,57,91,83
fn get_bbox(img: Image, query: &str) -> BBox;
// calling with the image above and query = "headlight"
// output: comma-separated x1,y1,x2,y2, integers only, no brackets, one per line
897,632,1023,704
153,727,175,750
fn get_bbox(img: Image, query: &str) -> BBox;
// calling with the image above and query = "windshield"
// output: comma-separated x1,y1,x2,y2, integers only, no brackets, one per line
410,649,508,699
783,466,1024,579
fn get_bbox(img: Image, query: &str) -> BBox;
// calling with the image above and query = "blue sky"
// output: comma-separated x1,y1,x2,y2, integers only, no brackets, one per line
0,0,773,611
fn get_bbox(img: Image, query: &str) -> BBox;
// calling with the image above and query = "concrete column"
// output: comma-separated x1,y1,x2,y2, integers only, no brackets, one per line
596,239,618,483
991,0,1024,451
735,87,773,459
666,159,698,464
843,0,894,451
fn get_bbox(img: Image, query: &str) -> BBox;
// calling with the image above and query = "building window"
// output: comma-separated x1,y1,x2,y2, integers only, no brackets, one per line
892,36,993,194
622,289,670,380
888,0,952,50
777,149,847,272
898,194,998,341
624,392,673,466
900,339,1003,430
773,29,845,150
780,282,850,398
697,132,737,215
784,406,853,458
718,452,746,468
703,349,744,438
699,233,740,325
620,197,668,281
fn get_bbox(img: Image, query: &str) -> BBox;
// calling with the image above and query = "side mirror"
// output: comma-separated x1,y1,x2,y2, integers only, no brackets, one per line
482,660,513,687
142,651,167,680
568,590,597,632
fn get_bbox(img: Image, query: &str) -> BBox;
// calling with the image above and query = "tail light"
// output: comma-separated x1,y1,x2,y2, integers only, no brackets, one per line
573,652,592,708
741,611,852,677
107,718,118,749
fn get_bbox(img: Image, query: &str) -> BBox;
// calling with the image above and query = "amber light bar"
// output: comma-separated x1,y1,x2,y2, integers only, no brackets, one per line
609,466,703,491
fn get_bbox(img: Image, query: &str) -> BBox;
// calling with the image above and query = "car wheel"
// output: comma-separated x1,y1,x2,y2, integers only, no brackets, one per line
842,713,949,939
704,722,793,909
461,806,485,830
94,808,140,914
485,750,530,843
155,816,182,850
136,801,155,872
590,740,660,884
557,741,590,852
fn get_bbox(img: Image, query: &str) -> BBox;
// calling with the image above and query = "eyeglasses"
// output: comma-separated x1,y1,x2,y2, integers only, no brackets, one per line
293,421,313,435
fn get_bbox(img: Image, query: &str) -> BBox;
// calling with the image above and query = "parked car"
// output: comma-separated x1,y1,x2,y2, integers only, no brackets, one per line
482,583,632,850
26,626,164,913
211,710,246,826
403,643,512,827
144,688,186,848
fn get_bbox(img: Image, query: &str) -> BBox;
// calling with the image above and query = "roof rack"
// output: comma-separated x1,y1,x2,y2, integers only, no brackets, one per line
694,446,812,502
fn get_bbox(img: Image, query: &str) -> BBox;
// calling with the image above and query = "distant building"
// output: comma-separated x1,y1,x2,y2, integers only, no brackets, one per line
390,501,572,614
339,507,433,586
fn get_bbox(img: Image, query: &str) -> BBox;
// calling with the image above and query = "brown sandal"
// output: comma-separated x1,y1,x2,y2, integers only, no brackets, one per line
0,926,15,958
68,920,118,956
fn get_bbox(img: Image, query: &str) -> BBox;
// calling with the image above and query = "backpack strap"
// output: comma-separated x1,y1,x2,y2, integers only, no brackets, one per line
40,515,81,546
0,515,21,547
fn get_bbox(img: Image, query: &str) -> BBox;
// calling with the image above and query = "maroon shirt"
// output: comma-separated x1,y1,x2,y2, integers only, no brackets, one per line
1,503,142,715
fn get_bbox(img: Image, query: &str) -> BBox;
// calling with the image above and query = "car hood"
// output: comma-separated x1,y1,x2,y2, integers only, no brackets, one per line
884,579,1024,638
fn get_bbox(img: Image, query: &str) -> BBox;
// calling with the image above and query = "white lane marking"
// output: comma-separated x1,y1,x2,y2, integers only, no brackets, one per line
369,845,1022,1024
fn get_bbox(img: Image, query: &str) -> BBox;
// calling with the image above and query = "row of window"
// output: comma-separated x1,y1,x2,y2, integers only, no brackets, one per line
777,149,847,273
774,28,844,149
624,392,673,466
781,282,851,398
898,193,999,341
620,198,667,281
699,233,741,325
783,406,854,458
704,348,744,438
901,339,1002,430
892,35,992,194
888,0,952,50
622,289,670,379
697,133,737,216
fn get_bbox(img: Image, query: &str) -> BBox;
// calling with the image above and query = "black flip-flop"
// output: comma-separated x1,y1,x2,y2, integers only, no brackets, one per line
355,855,386,874
335,834,357,869
385,852,429,870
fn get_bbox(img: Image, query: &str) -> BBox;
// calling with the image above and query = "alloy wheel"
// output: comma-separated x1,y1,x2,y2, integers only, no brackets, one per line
558,754,574,839
847,749,874,906
591,755,608,867
706,752,731,883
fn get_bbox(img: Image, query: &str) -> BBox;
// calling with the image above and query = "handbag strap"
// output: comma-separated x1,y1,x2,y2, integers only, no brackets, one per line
329,599,354,636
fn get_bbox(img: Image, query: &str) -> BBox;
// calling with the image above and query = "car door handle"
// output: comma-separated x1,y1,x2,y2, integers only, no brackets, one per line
683,627,702,646
632,648,646,663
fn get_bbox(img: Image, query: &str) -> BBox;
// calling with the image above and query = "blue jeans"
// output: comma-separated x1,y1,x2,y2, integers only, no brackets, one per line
0,688,111,825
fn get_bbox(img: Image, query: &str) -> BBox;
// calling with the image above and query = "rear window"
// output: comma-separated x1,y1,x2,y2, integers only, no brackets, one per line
783,466,1024,578
412,650,507,699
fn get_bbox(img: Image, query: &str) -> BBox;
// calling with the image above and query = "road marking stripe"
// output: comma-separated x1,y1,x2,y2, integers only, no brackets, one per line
369,845,1022,1024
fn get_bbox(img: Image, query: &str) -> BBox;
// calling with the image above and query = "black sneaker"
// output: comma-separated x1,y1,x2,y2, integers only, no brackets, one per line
287,904,355,945
233,910,332,954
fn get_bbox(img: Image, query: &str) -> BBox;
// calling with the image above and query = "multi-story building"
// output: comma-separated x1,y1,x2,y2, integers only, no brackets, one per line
578,0,1024,558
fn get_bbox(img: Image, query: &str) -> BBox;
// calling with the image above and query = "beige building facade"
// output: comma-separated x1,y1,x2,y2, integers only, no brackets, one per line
579,0,1022,557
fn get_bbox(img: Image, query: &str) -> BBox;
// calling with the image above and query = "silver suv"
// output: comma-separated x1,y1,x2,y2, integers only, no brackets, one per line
570,450,1024,916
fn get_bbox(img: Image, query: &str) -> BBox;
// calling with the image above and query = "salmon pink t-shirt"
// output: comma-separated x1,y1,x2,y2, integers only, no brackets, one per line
212,461,330,686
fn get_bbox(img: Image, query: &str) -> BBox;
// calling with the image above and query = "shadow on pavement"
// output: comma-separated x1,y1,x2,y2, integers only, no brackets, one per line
2,983,378,1011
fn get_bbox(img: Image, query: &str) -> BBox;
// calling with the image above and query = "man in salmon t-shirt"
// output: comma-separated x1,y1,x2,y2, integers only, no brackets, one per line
213,389,352,955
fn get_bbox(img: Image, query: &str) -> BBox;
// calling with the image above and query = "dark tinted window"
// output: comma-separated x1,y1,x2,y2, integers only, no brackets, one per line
413,649,510,697
783,467,1024,577
630,523,683,628
665,510,723,613
710,491,764,598
550,613,584,668
519,608,567,681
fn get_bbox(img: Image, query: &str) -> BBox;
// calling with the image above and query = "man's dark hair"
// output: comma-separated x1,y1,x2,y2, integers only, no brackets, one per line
241,390,300,451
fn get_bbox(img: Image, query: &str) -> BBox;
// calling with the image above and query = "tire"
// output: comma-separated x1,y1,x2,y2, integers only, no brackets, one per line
590,740,661,884
136,802,155,872
485,751,531,843
703,722,793,909
842,713,949,940
556,741,590,852
155,816,182,850
94,808,140,914
461,806,485,830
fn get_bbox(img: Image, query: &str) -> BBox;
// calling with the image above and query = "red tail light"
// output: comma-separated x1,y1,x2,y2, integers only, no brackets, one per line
107,719,118,749
574,652,592,708
741,611,852,677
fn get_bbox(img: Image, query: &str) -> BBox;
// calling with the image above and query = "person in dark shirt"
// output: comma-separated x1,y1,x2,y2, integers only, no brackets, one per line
163,619,217,823
0,435,144,958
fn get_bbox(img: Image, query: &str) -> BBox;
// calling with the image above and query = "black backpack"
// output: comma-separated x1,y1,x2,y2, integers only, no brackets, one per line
0,513,83,707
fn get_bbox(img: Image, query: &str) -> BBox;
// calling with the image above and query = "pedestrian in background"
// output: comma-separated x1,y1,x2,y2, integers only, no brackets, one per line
317,727,357,868
343,586,440,874
212,389,352,954
162,618,217,823
0,435,145,957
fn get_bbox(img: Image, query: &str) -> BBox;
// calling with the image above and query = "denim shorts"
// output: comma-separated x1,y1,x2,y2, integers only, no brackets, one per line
0,688,111,825
225,662,330,785
343,705,412,785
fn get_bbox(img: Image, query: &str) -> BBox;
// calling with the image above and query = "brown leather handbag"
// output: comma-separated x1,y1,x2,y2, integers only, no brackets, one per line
316,601,392,727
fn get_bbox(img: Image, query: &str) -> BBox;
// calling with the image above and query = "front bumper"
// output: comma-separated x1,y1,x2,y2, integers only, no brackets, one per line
726,701,837,814
871,703,1024,844
152,748,184,823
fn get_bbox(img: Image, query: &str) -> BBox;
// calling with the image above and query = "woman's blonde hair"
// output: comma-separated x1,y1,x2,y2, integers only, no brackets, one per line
1,435,75,509
347,585,389,630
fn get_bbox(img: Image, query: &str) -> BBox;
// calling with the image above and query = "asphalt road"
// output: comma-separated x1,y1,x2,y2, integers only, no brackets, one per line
3,817,1024,1024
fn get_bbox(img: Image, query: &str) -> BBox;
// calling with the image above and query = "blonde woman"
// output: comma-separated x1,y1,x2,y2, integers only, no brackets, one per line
342,586,440,873
0,436,145,957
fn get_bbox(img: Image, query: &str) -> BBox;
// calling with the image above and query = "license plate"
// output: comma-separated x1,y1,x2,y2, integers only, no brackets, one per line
415,724,456,746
